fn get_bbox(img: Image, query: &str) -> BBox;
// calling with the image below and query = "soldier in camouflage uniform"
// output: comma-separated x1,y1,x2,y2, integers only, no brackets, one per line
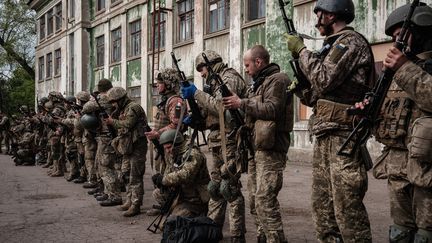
152,129,210,217
284,0,375,242
182,50,248,242
0,112,11,154
105,87,148,216
222,45,293,243
145,68,185,174
72,91,91,183
364,4,432,242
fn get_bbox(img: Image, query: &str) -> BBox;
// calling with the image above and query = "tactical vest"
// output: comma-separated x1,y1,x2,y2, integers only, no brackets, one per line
154,94,179,130
375,53,432,149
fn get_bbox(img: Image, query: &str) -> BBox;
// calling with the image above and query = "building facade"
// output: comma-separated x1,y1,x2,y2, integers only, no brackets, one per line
29,0,432,161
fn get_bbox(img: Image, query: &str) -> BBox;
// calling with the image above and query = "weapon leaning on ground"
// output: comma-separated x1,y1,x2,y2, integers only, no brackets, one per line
146,186,179,233
90,92,117,138
337,0,421,171
201,53,254,172
278,0,311,92
171,52,206,131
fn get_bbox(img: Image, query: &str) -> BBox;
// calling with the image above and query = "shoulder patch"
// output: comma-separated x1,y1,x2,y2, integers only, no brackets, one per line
328,43,348,64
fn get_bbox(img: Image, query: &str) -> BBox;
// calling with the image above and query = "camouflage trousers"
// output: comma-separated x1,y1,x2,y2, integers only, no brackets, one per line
76,142,87,178
152,188,207,217
84,139,97,183
312,134,371,243
248,150,287,243
0,130,10,152
66,148,79,177
122,140,147,206
207,145,246,237
382,148,432,231
50,136,65,173
96,136,121,200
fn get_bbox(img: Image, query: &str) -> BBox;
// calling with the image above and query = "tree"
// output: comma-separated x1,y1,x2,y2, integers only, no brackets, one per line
0,0,36,80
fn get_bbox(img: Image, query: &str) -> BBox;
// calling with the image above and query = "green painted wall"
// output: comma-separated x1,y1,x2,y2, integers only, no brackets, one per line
110,65,121,85
127,59,142,87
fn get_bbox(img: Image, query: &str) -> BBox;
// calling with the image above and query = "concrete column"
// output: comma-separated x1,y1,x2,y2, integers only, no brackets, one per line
229,0,242,72
121,14,128,88
141,4,149,110
192,0,204,89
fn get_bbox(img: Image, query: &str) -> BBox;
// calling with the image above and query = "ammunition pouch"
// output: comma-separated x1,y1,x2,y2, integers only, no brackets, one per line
408,117,432,163
254,120,276,150
219,179,240,203
312,99,354,135
207,180,222,201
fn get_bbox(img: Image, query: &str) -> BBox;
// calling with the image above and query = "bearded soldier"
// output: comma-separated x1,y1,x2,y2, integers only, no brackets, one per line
284,0,375,242
105,87,148,216
223,45,293,243
181,50,248,243
362,3,432,242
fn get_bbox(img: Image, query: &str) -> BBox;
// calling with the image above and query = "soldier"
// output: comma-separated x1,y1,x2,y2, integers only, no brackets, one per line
105,87,148,216
181,50,248,242
72,91,91,183
13,123,35,166
359,3,432,242
284,0,375,242
152,129,210,217
222,45,293,243
0,112,11,154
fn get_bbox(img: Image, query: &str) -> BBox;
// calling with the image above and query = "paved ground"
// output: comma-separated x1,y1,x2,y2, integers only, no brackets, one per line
0,153,391,242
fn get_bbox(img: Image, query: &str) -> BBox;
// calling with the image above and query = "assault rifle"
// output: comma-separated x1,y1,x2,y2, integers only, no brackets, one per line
171,52,206,131
60,96,83,115
337,0,421,170
201,53,254,170
90,92,117,138
278,0,311,91
147,187,179,233
143,120,165,162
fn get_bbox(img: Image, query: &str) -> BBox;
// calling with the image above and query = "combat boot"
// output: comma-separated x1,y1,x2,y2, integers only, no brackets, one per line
50,170,64,177
100,197,122,207
87,187,101,195
123,204,140,217
66,173,79,182
231,234,246,243
118,200,132,211
42,162,51,168
83,182,97,188
96,194,108,201
73,176,86,184
145,208,161,216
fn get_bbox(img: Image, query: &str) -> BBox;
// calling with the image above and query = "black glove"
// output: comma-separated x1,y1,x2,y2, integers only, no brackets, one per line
122,171,130,184
152,173,163,188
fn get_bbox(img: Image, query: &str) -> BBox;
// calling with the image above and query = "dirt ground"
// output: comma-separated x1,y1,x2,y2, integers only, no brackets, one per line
0,152,391,242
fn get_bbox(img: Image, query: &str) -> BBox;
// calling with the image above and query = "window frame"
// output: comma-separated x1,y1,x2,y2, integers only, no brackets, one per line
47,9,54,36
39,15,46,40
176,0,194,43
69,0,75,19
96,35,105,68
38,56,45,81
97,0,106,12
54,49,61,76
46,53,53,79
55,3,62,31
245,0,265,22
111,28,121,63
128,20,142,57
150,12,166,50
207,0,230,34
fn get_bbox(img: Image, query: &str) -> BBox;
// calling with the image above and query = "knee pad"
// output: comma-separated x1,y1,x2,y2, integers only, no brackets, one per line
414,229,432,243
390,224,415,243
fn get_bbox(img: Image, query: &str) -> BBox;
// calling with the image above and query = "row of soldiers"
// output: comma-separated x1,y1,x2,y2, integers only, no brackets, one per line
1,0,432,242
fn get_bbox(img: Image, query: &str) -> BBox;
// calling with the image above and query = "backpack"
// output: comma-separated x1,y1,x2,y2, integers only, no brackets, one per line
161,216,223,243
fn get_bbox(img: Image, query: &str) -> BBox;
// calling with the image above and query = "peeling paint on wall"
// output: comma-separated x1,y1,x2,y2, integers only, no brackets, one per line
110,65,121,85
204,34,230,65
127,59,142,87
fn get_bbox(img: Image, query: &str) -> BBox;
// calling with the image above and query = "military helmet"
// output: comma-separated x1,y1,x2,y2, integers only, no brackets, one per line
159,129,184,145
96,78,113,93
48,91,63,102
38,97,49,105
65,95,76,103
80,114,100,130
81,100,99,114
156,68,181,91
385,3,432,36
195,50,223,71
75,91,90,103
314,0,355,24
106,87,128,102
19,105,29,113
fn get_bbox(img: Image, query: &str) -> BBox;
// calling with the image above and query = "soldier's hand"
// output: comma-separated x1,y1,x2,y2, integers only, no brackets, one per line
152,173,163,188
384,47,408,72
222,93,241,109
354,98,370,110
283,33,306,57
145,130,160,140
182,115,193,126
104,115,114,125
181,83,197,99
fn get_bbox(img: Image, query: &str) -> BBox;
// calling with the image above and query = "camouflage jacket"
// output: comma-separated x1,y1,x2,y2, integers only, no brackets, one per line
0,116,10,130
240,63,293,153
298,28,374,134
112,98,148,145
195,63,248,147
154,92,185,135
162,144,210,205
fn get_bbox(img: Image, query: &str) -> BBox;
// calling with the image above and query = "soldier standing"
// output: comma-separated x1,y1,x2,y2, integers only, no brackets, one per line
223,45,293,243
105,87,148,216
0,112,11,154
284,0,375,242
151,129,210,217
363,3,432,242
182,50,248,243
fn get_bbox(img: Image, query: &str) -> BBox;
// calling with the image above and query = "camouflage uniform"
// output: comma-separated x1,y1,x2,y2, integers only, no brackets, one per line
13,119,35,165
240,63,293,242
160,142,210,217
81,101,99,185
0,114,11,154
194,59,248,238
95,94,121,201
298,29,374,242
109,88,148,214
374,52,432,240
61,109,79,180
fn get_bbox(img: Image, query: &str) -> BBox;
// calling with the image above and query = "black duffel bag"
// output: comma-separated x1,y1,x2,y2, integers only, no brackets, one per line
161,216,223,243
